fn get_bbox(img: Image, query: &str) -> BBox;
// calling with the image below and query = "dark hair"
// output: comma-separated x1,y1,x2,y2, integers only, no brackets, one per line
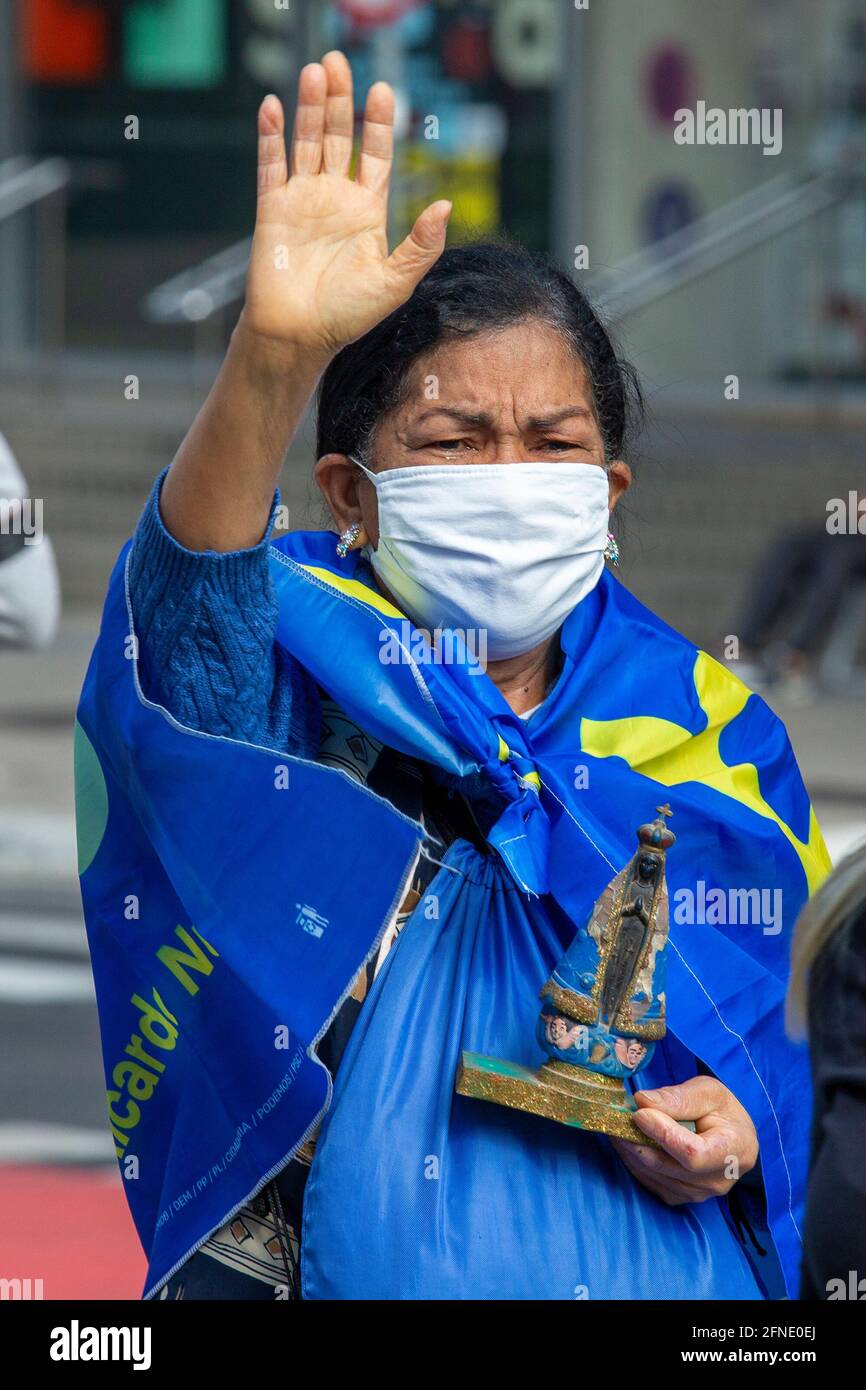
315,241,644,465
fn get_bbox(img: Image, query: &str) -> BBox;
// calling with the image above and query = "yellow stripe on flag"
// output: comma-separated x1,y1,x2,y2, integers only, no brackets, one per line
299,564,407,620
580,650,831,895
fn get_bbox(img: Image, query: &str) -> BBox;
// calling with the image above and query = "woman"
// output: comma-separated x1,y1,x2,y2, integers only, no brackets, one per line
76,52,830,1300
787,844,866,1300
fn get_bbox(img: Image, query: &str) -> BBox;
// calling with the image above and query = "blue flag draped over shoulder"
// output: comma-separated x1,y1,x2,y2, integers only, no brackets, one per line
76,528,830,1299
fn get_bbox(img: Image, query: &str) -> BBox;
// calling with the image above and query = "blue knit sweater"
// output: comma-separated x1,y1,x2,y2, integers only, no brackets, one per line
128,471,321,759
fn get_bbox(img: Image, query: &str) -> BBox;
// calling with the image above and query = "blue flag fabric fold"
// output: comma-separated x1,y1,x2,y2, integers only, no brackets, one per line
76,545,423,1297
76,529,830,1298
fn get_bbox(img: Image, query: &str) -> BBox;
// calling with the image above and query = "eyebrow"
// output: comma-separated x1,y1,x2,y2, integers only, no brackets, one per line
411,405,594,430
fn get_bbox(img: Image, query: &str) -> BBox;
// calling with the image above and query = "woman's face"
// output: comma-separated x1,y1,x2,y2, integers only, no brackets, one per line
315,320,632,545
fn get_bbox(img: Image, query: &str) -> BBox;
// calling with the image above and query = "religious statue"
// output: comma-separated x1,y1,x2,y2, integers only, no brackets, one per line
456,806,685,1145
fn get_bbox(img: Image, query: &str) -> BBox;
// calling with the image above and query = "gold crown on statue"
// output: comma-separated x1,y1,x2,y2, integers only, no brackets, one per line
637,804,676,853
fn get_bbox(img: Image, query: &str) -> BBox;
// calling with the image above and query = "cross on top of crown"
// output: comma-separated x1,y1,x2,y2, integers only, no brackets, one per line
656,804,673,820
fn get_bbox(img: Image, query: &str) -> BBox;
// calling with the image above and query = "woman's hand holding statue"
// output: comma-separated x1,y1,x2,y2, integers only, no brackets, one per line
612,1076,759,1205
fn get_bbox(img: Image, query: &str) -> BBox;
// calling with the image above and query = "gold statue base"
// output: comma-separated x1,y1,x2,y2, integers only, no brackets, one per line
456,1051,661,1147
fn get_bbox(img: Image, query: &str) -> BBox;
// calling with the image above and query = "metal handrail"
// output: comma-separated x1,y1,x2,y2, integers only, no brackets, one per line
0,157,70,221
142,162,865,328
0,157,71,350
143,237,251,324
587,167,858,322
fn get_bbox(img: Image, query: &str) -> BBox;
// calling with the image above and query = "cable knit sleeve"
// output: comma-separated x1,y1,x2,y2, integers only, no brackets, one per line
127,469,320,758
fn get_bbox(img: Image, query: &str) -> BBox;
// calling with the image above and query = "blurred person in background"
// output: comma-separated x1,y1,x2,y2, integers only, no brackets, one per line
734,515,866,702
788,842,866,1301
0,429,60,649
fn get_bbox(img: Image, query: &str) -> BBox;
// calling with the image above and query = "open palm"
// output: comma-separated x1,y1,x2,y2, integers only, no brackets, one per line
245,50,451,360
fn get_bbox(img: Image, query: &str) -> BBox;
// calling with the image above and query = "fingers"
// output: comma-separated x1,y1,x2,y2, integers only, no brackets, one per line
386,200,451,292
289,53,400,193
631,1105,729,1171
356,81,395,197
634,1076,729,1123
632,1109,758,1193
322,50,354,176
634,1077,758,1173
612,1141,708,1204
612,1137,732,1205
257,94,288,196
290,63,327,177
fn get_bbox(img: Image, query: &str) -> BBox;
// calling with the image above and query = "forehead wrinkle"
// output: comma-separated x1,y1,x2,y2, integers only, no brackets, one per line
526,406,594,430
407,406,494,428
402,403,594,429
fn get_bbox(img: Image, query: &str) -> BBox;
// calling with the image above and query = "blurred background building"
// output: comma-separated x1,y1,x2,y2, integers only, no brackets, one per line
0,0,864,1297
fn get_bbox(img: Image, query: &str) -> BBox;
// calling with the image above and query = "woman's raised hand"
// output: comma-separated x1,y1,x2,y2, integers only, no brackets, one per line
245,50,451,361
161,51,446,551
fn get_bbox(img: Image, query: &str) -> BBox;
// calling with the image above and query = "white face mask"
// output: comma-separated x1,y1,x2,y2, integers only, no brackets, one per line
353,460,610,661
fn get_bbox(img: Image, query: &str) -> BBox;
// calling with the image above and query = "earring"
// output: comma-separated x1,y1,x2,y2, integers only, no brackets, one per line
604,531,620,566
336,522,362,558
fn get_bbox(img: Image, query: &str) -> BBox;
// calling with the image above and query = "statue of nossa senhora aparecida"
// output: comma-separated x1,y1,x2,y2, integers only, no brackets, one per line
457,806,696,1145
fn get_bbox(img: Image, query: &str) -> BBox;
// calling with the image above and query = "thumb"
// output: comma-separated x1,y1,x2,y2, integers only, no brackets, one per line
385,199,451,295
634,1075,721,1122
